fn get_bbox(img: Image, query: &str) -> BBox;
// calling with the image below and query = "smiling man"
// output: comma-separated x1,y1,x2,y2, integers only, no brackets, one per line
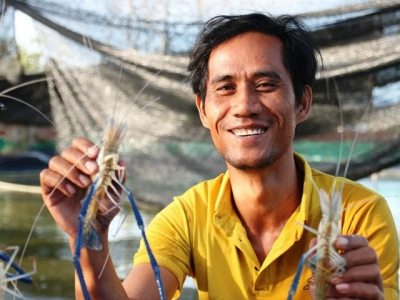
40,13,398,300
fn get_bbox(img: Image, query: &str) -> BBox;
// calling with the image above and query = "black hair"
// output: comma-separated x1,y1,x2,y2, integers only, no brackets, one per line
187,13,321,106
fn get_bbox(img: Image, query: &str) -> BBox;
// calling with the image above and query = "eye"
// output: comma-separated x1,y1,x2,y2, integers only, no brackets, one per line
215,84,236,96
256,81,277,91
217,84,235,91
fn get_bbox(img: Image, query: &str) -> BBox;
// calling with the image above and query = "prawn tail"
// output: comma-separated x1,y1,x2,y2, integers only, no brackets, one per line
75,179,102,251
80,224,103,251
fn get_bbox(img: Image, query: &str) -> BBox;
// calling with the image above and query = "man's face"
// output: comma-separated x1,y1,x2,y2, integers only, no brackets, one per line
196,31,310,170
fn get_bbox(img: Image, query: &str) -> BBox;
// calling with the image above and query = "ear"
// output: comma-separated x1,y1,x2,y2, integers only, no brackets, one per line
296,85,312,125
196,95,210,129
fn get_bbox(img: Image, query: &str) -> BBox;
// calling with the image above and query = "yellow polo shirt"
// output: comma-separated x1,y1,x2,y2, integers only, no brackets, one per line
134,153,399,299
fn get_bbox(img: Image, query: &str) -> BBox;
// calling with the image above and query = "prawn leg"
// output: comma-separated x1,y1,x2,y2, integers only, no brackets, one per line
120,183,167,300
287,251,308,300
0,246,36,299
287,188,346,300
73,179,99,300
0,251,33,284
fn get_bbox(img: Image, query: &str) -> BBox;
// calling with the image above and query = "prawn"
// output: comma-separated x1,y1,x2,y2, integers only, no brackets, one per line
306,186,346,298
74,115,166,300
0,246,36,300
287,182,347,300
287,182,346,300
287,81,374,300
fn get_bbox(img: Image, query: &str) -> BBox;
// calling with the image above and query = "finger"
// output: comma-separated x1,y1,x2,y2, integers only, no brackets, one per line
308,273,316,297
341,245,378,268
335,234,368,251
60,146,99,176
309,237,317,249
331,264,383,296
334,281,384,300
48,155,92,189
40,168,76,199
72,137,99,160
332,264,381,284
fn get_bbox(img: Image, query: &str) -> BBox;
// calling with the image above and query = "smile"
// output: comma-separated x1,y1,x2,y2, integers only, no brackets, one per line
231,128,266,136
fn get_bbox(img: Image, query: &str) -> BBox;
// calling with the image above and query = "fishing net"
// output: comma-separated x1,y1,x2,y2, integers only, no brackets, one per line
0,0,400,206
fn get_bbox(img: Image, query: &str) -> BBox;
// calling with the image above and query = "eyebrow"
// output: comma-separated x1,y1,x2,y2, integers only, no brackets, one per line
253,70,282,80
210,70,282,85
210,74,232,85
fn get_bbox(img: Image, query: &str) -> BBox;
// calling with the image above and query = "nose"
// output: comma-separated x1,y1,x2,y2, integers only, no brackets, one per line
231,85,262,117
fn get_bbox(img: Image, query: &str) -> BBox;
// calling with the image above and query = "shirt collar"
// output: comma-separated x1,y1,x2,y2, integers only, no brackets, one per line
212,153,320,239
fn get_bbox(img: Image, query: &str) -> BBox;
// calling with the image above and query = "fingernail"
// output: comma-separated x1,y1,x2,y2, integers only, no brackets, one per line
84,160,98,173
330,276,342,284
66,183,76,195
336,236,348,247
79,174,91,186
87,146,99,158
335,283,349,292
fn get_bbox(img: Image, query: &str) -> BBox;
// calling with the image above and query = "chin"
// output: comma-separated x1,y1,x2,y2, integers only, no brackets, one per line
227,158,274,170
224,149,285,170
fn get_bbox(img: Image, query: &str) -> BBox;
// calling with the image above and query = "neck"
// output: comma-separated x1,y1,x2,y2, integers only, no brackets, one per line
227,154,303,262
229,154,302,211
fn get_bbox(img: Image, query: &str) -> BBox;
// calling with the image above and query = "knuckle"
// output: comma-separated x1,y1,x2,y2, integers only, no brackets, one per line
72,136,86,144
39,169,52,188
72,136,95,152
368,247,378,263
39,168,47,180
48,156,61,170
358,246,378,264
358,235,368,245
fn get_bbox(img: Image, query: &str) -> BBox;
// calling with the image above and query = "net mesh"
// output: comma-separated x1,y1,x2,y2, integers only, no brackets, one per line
1,0,399,206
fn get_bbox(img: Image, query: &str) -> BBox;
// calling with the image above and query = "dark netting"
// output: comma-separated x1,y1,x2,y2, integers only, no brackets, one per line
1,0,399,206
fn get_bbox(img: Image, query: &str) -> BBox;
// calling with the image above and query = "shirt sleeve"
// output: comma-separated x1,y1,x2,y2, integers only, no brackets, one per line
133,197,192,294
341,187,399,299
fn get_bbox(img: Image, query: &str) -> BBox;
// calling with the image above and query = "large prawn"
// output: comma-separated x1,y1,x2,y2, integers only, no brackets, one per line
287,82,374,300
74,115,166,300
287,181,347,300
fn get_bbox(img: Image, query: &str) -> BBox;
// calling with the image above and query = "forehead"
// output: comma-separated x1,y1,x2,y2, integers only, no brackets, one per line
207,32,287,79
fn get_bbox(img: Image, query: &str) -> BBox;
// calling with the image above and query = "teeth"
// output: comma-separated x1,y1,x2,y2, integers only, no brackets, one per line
233,128,266,136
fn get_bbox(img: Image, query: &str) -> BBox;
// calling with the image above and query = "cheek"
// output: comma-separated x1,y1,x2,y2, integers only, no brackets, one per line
266,100,295,126
204,102,226,127
200,113,211,129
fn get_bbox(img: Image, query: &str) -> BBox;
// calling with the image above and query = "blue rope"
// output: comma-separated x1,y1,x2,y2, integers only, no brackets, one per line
74,178,98,300
287,253,306,300
0,251,33,284
122,184,167,300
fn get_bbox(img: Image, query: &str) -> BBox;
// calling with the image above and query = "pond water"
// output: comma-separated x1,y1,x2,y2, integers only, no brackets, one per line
0,191,198,300
0,167,399,299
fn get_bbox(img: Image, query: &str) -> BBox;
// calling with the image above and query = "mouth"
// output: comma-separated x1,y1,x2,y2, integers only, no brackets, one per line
231,128,266,136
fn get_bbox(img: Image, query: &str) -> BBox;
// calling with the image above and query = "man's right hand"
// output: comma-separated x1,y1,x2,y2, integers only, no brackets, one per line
39,137,100,238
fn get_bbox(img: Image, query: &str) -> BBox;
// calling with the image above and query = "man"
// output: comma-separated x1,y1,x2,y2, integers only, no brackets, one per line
40,13,398,299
